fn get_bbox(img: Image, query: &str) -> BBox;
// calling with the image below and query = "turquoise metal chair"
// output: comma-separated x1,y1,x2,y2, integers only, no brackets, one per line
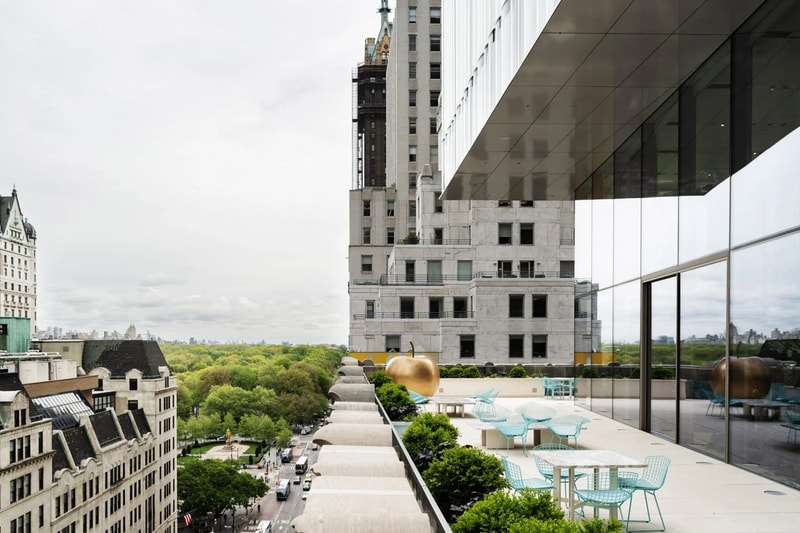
575,471,638,523
621,455,671,532
493,415,531,456
547,415,590,449
542,377,562,399
500,455,553,493
533,443,586,498
407,390,430,404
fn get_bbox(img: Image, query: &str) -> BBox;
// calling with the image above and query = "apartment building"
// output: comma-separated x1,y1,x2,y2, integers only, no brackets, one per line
0,189,37,336
439,0,800,488
0,341,177,532
348,0,576,365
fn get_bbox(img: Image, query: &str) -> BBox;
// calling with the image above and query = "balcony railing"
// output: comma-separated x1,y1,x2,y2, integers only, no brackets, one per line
397,238,471,246
378,270,575,285
353,311,475,320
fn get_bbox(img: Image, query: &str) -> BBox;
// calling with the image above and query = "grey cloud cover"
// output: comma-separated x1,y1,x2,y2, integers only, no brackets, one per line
0,0,379,343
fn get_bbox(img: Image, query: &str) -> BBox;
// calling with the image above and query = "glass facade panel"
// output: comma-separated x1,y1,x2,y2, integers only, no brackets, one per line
730,233,800,486
613,131,642,284
574,179,593,281
591,159,614,290
649,277,677,441
612,281,640,427
679,261,727,461
678,43,731,263
641,93,679,274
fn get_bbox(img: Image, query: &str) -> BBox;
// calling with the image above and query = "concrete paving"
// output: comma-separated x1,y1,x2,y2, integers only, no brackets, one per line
431,397,800,533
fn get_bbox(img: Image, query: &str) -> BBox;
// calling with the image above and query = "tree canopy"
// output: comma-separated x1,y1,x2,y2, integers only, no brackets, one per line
177,459,268,517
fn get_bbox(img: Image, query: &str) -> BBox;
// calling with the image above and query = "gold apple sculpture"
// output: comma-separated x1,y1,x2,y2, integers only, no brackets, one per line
386,342,440,397
710,356,771,399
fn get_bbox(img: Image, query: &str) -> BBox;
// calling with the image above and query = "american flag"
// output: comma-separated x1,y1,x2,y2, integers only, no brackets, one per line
182,511,193,527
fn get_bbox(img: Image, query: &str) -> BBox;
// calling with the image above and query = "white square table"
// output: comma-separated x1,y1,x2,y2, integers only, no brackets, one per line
533,449,646,521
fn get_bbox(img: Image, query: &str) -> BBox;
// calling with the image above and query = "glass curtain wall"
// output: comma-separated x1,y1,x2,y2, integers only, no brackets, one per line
574,0,800,489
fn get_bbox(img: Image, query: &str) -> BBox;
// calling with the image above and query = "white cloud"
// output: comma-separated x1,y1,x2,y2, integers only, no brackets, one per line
2,0,379,343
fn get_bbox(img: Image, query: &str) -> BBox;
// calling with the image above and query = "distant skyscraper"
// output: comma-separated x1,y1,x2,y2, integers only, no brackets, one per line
0,188,37,335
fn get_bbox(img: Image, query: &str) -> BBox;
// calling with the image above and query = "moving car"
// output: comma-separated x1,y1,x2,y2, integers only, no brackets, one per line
302,480,311,491
293,476,301,485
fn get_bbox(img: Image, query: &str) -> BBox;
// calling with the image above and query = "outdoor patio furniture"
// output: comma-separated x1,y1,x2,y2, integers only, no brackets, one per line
517,403,556,446
493,415,531,456
621,455,671,532
534,443,586,498
704,390,743,417
547,415,590,449
500,455,553,493
575,471,638,523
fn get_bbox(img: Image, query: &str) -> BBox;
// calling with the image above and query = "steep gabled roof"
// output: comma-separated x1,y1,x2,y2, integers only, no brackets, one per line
62,425,96,465
82,340,169,378
89,410,122,447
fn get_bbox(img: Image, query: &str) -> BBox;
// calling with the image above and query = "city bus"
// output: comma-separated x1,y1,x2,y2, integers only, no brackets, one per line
295,455,309,474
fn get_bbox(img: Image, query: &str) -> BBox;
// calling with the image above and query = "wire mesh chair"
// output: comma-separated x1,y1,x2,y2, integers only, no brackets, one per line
500,455,553,493
493,415,531,456
621,455,671,532
547,415,590,449
533,443,586,501
574,471,638,523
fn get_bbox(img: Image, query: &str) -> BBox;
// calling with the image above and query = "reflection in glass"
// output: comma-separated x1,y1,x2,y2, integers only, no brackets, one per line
679,43,731,262
612,281,640,427
730,234,800,487
587,288,614,417
575,179,592,281
649,277,677,441
679,261,726,461
642,93,679,274
591,159,614,290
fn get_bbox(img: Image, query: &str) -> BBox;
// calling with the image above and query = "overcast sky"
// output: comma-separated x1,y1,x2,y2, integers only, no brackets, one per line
0,1,381,344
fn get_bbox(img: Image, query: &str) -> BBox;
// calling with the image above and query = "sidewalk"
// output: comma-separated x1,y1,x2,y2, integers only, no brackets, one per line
432,397,800,533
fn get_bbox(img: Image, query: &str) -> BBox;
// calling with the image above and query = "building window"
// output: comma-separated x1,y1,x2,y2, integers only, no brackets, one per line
387,228,395,244
430,7,441,23
409,173,417,189
431,62,441,79
498,261,513,278
409,62,416,79
427,260,442,283
560,260,575,278
127,400,138,411
509,295,524,318
431,146,438,165
519,261,534,278
532,335,548,358
409,200,417,217
400,297,415,318
454,297,469,318
521,223,534,245
430,90,440,107
460,335,475,358
386,335,400,353
430,34,440,52
532,295,548,318
433,228,443,245
387,200,395,216
361,255,373,272
366,300,375,319
435,198,443,213
362,228,371,244
363,200,371,216
429,297,443,319
509,335,524,358
409,116,417,134
457,260,472,281
129,378,138,391
409,145,417,162
405,261,415,282
409,90,416,107
409,34,417,52
499,223,512,244
409,6,416,23
430,117,437,134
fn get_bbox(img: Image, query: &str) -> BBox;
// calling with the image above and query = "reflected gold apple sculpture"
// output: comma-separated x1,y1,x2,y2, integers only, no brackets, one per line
385,342,440,397
710,356,771,399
